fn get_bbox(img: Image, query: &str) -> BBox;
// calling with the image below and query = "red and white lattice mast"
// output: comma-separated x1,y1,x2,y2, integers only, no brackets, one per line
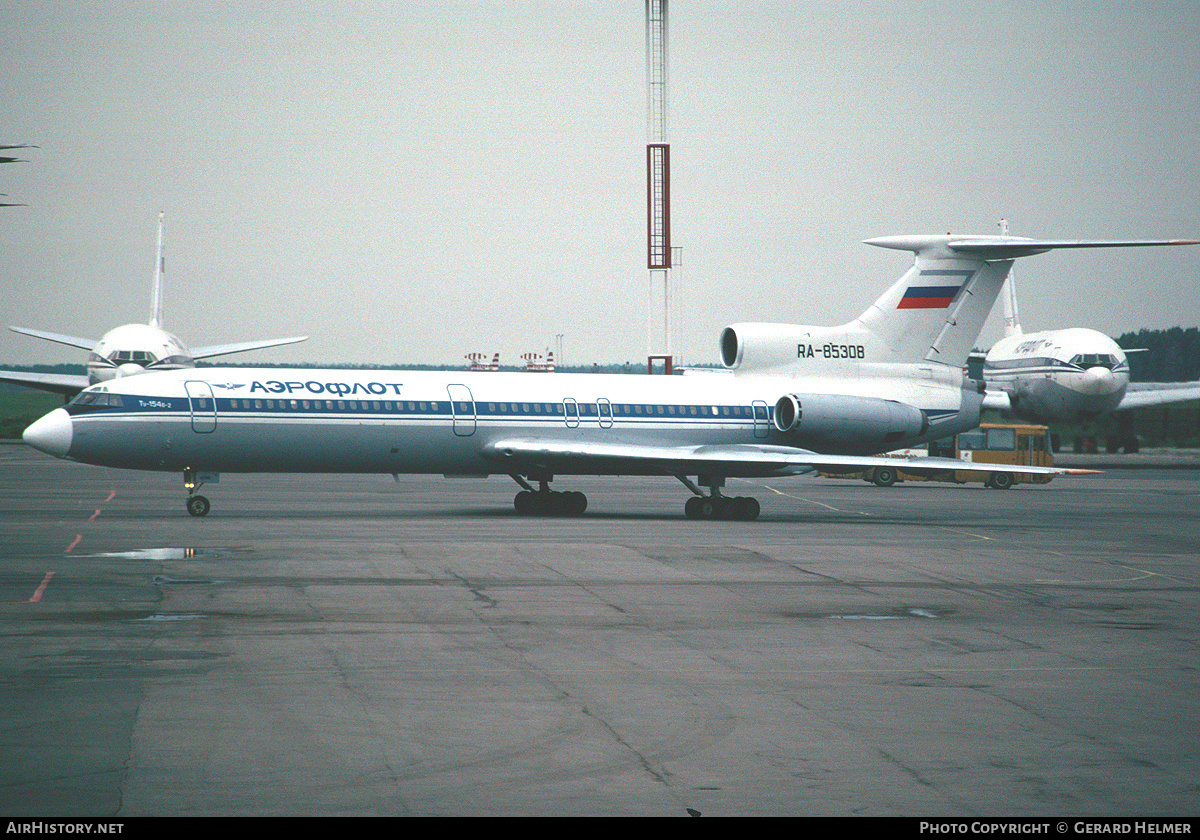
646,0,677,373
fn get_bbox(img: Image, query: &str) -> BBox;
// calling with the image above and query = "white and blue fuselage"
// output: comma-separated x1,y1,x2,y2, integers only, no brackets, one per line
39,364,979,477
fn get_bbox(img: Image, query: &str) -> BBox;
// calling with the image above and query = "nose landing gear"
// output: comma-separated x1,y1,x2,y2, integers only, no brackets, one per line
184,468,213,517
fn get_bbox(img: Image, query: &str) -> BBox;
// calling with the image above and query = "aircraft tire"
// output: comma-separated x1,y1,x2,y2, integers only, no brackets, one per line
683,496,760,521
563,491,587,516
187,495,211,517
515,490,587,516
735,497,760,521
987,472,1014,490
514,490,535,514
871,467,897,487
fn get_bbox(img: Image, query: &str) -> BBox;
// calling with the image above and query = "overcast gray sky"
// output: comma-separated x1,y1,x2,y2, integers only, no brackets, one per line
3,1,1198,369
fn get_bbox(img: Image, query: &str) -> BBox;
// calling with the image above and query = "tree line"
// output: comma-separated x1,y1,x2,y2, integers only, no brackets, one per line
1117,327,1200,383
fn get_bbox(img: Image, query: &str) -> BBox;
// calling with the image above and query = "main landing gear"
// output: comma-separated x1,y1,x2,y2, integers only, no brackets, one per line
510,474,588,517
184,468,211,517
678,476,760,521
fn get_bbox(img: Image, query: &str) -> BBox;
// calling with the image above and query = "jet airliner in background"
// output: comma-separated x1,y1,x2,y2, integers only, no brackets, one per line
23,233,1197,519
979,242,1200,448
0,213,307,398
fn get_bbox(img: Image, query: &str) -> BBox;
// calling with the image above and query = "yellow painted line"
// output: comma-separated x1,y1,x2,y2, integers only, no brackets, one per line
1037,564,1164,585
757,483,849,513
740,480,874,515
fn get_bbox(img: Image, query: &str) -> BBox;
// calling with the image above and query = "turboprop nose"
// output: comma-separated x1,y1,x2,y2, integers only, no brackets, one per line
23,408,73,458
1080,366,1118,395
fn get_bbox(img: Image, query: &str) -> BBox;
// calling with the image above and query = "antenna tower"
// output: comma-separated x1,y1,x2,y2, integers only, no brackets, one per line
646,0,677,373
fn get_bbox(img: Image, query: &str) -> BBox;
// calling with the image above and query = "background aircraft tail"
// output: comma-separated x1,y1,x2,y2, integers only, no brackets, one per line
149,211,165,329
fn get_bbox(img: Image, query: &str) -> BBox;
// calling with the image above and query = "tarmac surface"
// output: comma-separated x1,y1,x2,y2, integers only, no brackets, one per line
1,443,1198,817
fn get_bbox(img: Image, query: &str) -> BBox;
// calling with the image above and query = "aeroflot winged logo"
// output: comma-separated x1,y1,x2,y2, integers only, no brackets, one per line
896,269,974,309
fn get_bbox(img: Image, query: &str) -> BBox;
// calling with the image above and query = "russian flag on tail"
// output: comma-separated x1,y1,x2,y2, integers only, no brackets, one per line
896,284,962,309
896,269,973,309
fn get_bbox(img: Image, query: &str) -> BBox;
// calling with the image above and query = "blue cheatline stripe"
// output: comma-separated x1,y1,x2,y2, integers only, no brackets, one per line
73,397,776,421
72,396,964,435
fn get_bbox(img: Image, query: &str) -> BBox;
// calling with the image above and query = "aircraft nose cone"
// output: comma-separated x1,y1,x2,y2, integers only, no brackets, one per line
23,408,73,458
116,363,145,378
1081,366,1118,395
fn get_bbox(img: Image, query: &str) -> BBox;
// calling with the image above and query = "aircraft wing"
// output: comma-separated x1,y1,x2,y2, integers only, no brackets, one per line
9,326,97,351
481,438,1097,478
190,336,308,360
0,369,88,397
1117,381,1200,411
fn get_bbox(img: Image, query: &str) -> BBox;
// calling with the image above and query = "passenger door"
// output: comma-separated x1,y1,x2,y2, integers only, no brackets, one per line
184,381,217,433
446,384,477,436
562,398,580,428
597,398,614,429
752,400,770,439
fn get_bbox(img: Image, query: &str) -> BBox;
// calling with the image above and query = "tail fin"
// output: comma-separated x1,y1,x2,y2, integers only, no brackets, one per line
149,212,165,329
854,236,1012,367
855,234,1200,367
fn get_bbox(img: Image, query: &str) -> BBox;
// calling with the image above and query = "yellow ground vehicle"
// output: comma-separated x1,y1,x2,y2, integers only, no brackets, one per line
825,423,1054,489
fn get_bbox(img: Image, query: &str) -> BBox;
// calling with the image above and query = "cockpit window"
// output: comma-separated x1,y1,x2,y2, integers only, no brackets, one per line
1069,353,1116,369
66,391,123,410
107,349,158,364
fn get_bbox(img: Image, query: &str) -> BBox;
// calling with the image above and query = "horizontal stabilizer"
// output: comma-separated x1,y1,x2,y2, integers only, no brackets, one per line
866,235,1200,260
9,326,97,351
0,369,88,397
191,336,308,360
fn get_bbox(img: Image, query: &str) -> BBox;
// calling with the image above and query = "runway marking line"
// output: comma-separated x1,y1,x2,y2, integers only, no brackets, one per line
1037,564,1166,585
63,488,117,554
28,571,55,603
945,530,994,542
753,482,871,515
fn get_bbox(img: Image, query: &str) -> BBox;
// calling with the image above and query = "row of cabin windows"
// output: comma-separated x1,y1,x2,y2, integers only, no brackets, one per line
218,399,759,417
73,393,763,419
224,399,435,412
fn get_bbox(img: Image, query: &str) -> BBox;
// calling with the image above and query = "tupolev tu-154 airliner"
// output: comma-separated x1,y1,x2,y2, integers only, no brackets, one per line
22,233,1197,519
